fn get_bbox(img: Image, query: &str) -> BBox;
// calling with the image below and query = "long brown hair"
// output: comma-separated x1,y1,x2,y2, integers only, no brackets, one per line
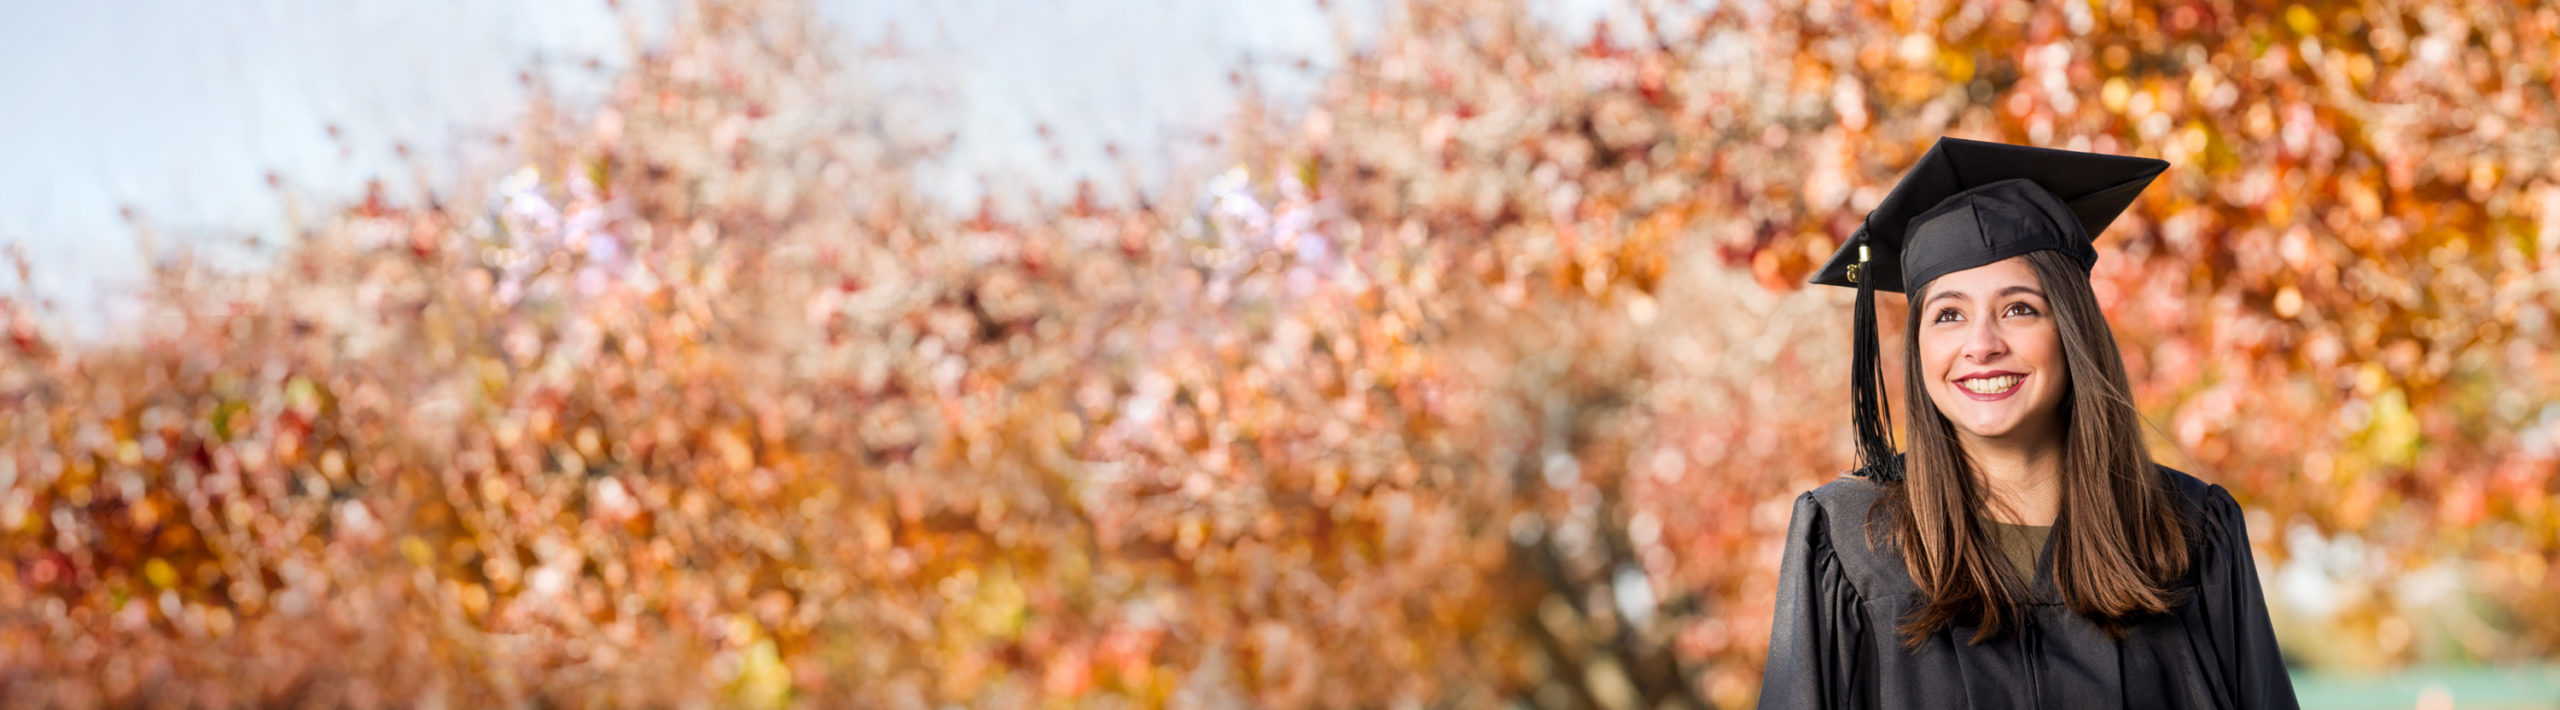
1877,249,2192,647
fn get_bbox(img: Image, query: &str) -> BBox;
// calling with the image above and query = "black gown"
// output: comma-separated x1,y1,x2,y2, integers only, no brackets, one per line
1758,466,2299,709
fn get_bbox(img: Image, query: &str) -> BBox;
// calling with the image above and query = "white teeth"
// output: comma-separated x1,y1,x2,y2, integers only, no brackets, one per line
1960,375,2022,394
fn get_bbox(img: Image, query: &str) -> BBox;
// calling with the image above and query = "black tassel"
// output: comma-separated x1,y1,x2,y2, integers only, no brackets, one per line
1850,228,1904,482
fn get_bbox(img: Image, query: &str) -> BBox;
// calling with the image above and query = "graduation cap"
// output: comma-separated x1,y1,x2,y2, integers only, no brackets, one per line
1812,137,2168,482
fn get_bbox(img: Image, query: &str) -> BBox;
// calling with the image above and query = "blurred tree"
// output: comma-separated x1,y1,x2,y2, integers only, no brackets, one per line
4,0,2558,707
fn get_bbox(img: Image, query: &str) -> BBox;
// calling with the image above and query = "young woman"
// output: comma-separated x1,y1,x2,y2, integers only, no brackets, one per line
1758,138,2297,709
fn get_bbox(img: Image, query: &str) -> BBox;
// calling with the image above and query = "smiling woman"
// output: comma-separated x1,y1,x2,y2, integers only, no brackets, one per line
1758,138,2299,709
1892,248,2184,645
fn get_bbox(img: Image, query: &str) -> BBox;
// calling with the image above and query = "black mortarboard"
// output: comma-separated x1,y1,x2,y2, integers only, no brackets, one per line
1812,137,2168,482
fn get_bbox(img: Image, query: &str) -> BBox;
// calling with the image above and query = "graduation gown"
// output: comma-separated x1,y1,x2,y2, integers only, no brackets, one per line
1758,466,2299,709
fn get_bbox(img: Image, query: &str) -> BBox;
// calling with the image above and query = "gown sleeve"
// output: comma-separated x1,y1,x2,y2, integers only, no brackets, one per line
1759,491,1870,710
2199,485,2301,710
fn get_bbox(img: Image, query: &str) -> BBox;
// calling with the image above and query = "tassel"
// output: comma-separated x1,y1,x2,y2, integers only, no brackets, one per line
1850,228,1904,482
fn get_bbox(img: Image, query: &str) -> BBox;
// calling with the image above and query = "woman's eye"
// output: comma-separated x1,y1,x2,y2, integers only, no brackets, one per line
2005,303,2040,317
1933,308,1963,323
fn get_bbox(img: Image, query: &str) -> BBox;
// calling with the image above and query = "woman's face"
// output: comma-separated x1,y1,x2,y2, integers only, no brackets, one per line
1915,255,2069,445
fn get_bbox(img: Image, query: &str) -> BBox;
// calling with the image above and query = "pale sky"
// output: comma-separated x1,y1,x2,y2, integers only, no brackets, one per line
0,0,1630,335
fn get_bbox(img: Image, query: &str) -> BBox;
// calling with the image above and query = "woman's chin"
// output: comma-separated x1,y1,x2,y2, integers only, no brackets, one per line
1950,412,2032,441
1957,423,2014,440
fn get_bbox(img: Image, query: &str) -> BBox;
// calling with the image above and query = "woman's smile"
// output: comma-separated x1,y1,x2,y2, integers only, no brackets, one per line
1954,371,2026,400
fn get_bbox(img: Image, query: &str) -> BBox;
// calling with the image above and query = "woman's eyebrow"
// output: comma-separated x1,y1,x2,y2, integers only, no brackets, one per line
1922,285,2043,306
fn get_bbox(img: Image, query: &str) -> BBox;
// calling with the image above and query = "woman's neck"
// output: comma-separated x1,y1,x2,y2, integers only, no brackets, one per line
1963,433,2064,526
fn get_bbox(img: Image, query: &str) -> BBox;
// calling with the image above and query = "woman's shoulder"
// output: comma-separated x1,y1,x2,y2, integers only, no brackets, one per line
1787,473,1894,542
2154,465,2242,516
1804,473,1890,514
2154,464,2252,551
2155,465,2217,503
1786,473,1915,595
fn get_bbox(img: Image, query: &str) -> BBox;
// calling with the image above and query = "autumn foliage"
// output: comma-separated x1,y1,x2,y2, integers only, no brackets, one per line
3,0,2558,707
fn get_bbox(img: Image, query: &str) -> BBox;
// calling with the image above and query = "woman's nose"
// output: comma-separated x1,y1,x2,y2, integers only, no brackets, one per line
1963,321,2008,362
